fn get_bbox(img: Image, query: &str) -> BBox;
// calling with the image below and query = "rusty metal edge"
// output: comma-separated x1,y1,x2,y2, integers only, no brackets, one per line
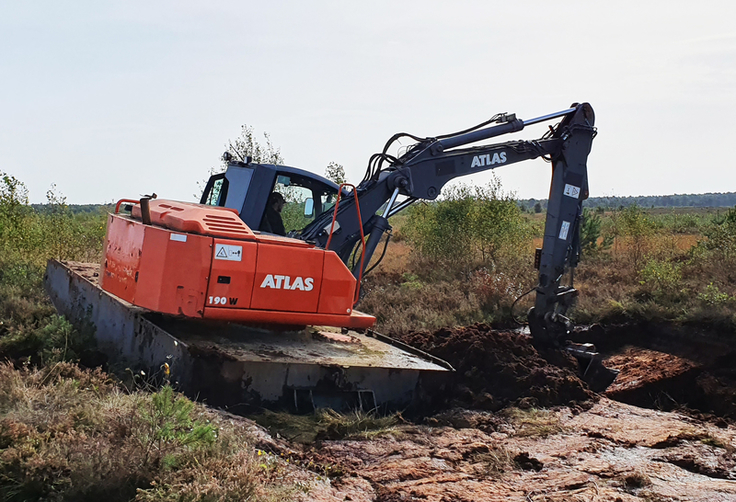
365,329,455,372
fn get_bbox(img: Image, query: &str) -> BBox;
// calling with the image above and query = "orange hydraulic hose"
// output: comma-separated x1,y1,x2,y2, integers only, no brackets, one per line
325,184,366,306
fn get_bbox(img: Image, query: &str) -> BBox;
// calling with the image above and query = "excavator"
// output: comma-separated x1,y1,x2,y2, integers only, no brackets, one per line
45,102,617,413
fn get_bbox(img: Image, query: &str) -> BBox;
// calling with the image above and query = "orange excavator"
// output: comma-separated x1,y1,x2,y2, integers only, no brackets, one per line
106,103,596,343
46,103,616,412
102,199,375,330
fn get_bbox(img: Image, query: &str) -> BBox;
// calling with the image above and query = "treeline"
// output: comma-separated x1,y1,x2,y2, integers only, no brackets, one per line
24,191,736,214
521,192,736,211
30,203,114,214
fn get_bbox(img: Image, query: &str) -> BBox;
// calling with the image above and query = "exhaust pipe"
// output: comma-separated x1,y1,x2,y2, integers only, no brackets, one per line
140,197,152,225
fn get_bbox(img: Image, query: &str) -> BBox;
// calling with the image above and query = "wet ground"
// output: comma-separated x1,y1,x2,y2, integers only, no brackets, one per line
247,398,736,501
399,322,736,421
583,324,736,420
50,264,736,498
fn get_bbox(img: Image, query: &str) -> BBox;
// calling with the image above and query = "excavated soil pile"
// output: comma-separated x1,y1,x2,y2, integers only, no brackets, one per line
398,323,595,411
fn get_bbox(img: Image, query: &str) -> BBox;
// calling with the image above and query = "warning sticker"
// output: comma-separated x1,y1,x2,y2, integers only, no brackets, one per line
563,184,581,199
215,244,243,261
559,221,571,240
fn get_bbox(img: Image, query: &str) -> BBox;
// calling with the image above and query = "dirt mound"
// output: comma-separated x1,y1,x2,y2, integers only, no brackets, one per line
398,323,595,411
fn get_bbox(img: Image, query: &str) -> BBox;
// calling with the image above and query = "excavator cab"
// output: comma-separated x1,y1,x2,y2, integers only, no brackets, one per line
199,160,343,236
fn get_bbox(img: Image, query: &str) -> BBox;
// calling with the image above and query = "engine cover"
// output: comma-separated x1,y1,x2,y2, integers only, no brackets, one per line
101,200,375,329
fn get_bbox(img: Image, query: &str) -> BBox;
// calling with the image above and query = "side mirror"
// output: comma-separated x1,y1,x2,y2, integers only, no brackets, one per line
304,198,314,217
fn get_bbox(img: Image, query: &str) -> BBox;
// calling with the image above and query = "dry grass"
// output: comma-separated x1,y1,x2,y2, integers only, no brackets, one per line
468,445,513,477
366,205,736,335
500,408,563,438
0,362,299,502
360,234,537,335
359,278,486,334
250,408,402,444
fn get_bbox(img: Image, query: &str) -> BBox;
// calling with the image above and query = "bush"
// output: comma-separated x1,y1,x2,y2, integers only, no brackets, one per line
700,206,736,263
608,204,658,269
580,208,612,256
638,258,682,299
697,283,733,306
0,173,108,365
139,385,217,468
404,179,532,279
0,175,107,267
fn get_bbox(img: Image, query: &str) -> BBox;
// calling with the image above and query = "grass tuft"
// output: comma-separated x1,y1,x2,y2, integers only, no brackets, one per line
501,407,562,438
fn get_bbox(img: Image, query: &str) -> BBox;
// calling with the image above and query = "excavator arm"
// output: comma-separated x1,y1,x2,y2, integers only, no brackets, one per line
300,103,596,345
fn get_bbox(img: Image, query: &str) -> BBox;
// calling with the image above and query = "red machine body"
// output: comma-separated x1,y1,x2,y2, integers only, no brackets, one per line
100,199,376,329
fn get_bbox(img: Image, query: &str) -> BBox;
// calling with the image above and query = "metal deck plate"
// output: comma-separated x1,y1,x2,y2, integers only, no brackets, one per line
151,317,447,371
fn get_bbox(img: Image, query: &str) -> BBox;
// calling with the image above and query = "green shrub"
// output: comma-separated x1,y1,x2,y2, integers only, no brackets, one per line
139,385,217,468
699,206,736,262
697,283,733,306
639,258,682,298
0,174,107,365
608,204,658,269
580,208,612,256
404,179,531,278
0,364,295,502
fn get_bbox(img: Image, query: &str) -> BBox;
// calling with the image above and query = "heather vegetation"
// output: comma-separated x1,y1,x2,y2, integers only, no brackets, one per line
363,187,736,336
0,173,106,366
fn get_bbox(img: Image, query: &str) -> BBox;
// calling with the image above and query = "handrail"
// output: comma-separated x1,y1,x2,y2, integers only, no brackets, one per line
114,199,140,214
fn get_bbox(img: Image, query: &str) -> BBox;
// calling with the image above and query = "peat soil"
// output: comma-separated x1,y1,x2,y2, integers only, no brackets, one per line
399,322,736,421
398,324,595,413
572,323,736,420
251,322,736,501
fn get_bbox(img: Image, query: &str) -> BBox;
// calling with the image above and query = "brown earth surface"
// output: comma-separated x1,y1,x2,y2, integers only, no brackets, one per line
599,338,736,419
242,323,736,501
52,270,736,500
245,399,736,501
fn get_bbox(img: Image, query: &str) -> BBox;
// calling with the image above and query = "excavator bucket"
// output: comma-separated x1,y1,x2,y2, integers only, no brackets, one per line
565,342,619,392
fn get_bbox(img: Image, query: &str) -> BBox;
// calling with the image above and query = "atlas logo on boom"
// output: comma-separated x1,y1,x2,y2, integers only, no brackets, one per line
471,152,507,168
260,274,314,291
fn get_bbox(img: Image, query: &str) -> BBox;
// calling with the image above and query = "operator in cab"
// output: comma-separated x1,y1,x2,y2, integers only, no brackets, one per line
260,192,286,235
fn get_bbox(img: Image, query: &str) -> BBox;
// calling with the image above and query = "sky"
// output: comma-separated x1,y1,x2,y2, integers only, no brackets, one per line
1,1,735,204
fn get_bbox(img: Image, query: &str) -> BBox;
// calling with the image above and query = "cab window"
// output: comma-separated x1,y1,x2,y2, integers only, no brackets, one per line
271,173,338,234
202,174,227,206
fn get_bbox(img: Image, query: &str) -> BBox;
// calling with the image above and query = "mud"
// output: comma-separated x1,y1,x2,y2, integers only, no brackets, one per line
398,323,595,412
229,321,736,500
